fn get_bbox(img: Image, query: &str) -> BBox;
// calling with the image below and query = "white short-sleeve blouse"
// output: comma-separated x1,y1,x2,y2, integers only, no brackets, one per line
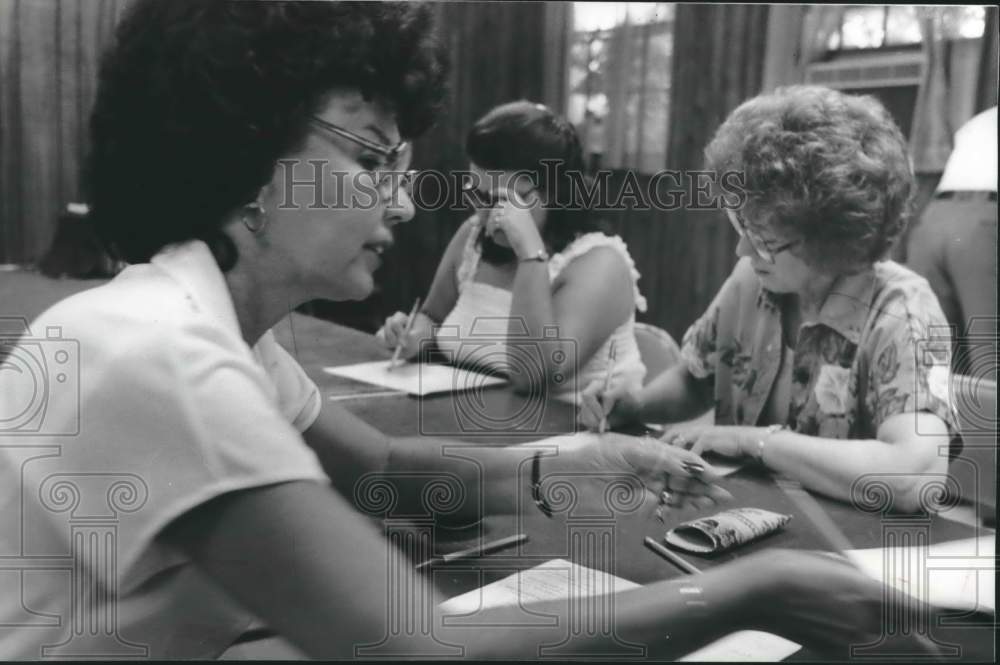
0,240,328,659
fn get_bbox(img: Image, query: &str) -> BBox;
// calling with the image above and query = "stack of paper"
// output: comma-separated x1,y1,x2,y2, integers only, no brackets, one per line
323,360,507,396
439,559,801,661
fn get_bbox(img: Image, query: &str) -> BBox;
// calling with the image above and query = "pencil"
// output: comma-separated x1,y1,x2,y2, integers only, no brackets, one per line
644,536,702,575
415,533,528,570
774,477,857,561
388,297,421,370
598,340,618,434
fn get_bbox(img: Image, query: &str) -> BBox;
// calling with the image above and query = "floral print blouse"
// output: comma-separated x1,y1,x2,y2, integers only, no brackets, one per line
680,257,959,442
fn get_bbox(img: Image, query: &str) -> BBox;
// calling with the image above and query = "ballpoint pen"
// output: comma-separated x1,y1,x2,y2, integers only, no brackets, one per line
388,297,421,370
598,340,617,434
644,536,702,575
414,533,528,570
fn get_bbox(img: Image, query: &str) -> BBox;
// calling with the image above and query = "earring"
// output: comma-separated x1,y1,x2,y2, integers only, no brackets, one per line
241,199,267,234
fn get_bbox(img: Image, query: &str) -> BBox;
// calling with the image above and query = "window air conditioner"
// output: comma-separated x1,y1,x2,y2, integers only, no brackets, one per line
805,51,925,89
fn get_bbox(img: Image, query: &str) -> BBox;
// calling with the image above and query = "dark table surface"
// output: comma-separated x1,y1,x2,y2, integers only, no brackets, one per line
275,313,995,661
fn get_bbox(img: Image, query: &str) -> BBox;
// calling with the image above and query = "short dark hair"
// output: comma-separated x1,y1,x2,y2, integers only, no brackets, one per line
705,85,914,275
88,0,449,269
466,101,603,263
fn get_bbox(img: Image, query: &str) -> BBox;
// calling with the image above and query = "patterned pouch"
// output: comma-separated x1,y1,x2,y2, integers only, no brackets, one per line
664,507,792,554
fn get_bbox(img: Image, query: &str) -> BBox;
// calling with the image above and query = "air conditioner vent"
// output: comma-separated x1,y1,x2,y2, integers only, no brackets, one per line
806,52,924,89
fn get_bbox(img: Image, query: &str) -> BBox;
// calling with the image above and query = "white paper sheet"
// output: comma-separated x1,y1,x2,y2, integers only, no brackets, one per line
322,360,507,396
845,535,995,613
439,559,800,661
678,630,801,662
439,558,639,614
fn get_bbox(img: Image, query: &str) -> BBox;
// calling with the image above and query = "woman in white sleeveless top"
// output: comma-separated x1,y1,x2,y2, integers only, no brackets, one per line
380,101,646,398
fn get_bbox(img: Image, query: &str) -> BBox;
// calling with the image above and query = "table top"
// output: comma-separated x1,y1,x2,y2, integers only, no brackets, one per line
276,313,995,660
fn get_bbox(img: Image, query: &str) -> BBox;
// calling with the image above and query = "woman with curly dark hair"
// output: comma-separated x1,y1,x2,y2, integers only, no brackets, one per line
378,101,648,397
0,9,938,659
582,86,959,513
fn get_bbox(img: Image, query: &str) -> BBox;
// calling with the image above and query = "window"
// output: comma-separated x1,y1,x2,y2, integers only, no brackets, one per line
567,3,674,173
827,5,986,51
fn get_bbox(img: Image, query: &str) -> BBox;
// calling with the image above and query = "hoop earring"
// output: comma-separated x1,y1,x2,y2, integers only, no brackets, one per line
241,200,268,234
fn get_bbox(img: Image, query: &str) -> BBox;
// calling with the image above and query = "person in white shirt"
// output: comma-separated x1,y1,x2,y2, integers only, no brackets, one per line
378,102,647,399
906,106,997,376
0,1,937,660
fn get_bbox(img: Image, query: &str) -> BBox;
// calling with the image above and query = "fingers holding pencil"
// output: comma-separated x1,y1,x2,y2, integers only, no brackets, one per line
377,298,431,367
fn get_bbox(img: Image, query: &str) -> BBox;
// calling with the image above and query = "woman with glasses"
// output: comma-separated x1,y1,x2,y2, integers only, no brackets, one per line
379,101,647,397
0,4,940,658
580,86,959,513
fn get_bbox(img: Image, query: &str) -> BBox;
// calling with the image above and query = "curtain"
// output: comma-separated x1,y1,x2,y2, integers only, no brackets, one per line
602,13,638,169
542,2,571,113
798,5,845,69
909,8,953,174
0,0,131,264
762,5,844,91
975,6,999,113
616,3,768,340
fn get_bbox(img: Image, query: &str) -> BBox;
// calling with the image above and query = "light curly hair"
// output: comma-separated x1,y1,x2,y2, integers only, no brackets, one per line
705,85,914,275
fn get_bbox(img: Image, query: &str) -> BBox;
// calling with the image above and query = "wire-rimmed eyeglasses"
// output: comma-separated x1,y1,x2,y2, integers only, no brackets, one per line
310,116,417,194
728,210,798,263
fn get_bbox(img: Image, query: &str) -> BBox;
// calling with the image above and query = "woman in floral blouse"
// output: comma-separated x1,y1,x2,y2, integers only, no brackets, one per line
580,86,958,513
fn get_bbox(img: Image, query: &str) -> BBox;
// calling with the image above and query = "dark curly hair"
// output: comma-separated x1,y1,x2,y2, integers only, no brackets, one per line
466,100,604,264
704,85,914,275
88,0,449,269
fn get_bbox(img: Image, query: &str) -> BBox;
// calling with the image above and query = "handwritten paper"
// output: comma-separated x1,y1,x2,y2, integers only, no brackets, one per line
323,360,507,397
439,558,639,614
440,559,801,661
845,535,995,613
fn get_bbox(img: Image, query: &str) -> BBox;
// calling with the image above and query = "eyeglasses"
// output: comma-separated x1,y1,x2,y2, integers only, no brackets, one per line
728,211,798,264
310,116,417,193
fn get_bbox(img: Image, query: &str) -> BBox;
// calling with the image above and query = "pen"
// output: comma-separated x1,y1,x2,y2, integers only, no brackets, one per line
644,536,702,575
389,297,421,370
598,340,617,434
774,477,857,563
415,533,528,570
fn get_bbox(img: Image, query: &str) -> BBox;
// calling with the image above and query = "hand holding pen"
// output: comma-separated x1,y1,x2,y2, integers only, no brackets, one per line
377,298,428,368
578,378,643,433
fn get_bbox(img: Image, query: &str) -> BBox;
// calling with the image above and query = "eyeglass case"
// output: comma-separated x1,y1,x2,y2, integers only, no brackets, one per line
664,507,792,554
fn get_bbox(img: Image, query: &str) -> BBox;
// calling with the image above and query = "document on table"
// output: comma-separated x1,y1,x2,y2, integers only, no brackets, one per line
438,558,639,614
439,559,801,661
845,535,995,613
323,360,507,396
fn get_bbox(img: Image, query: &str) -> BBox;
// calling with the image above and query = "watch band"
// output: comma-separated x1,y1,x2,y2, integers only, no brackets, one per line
519,248,550,263
754,424,786,466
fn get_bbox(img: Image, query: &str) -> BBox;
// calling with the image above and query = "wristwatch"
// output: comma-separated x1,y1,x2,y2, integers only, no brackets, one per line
754,424,786,467
519,248,550,263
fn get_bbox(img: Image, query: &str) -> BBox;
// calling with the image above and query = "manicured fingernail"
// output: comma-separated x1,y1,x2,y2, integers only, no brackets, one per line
682,462,704,476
